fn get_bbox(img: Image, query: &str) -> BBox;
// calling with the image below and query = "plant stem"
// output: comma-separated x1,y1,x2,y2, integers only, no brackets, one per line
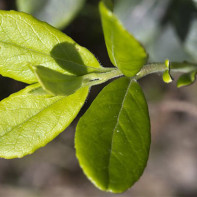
84,61,197,87
83,68,123,87
135,61,197,80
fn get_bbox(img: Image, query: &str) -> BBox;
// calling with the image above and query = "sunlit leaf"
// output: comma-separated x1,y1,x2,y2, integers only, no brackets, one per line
0,10,101,84
0,84,88,158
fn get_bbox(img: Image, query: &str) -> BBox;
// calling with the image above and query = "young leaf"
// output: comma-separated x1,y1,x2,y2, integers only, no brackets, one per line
162,60,173,83
17,0,85,29
0,10,101,84
34,66,83,96
162,70,173,83
177,72,197,88
0,84,88,159
75,77,151,193
99,1,148,77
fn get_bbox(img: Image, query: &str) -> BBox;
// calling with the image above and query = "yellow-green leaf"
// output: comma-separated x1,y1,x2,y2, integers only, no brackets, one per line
0,10,100,84
162,59,173,83
162,70,173,83
0,84,88,159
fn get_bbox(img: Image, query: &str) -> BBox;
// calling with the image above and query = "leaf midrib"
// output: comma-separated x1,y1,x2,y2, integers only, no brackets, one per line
106,79,132,190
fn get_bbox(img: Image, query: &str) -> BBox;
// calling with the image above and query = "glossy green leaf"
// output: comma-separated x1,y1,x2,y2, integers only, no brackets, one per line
76,77,151,193
34,66,83,96
0,84,88,159
0,10,101,84
17,0,85,29
177,72,197,88
99,1,148,77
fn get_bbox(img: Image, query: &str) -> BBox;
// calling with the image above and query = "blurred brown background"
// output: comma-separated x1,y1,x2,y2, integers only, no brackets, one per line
0,0,197,196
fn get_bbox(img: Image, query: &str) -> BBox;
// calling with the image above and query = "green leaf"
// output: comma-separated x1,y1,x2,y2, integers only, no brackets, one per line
75,77,151,193
177,72,197,88
34,65,121,96
162,60,173,83
99,1,148,77
34,66,83,96
0,10,101,84
0,84,88,159
17,0,85,29
162,70,173,83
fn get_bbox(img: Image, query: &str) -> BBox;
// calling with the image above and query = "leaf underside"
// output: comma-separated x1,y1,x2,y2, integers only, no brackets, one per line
0,84,89,159
76,77,151,193
34,65,83,96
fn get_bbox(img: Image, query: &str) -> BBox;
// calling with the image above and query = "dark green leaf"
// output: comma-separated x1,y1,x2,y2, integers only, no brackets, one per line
99,1,148,77
76,77,151,193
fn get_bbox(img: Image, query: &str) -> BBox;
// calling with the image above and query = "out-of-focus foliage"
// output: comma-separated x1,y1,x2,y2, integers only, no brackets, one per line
114,0,197,62
17,0,85,29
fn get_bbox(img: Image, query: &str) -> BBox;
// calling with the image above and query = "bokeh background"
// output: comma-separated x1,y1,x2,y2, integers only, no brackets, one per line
0,0,197,196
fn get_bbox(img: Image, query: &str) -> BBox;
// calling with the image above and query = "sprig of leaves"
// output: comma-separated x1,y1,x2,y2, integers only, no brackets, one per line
0,0,197,194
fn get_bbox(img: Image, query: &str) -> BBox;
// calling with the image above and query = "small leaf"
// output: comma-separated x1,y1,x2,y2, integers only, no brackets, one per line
162,59,173,83
17,0,85,29
99,1,148,77
34,65,120,96
0,84,88,159
76,77,150,193
163,70,173,83
0,10,101,84
34,66,83,96
177,72,197,88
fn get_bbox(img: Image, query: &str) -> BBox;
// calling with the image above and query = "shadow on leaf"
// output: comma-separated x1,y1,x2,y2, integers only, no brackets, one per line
50,42,88,76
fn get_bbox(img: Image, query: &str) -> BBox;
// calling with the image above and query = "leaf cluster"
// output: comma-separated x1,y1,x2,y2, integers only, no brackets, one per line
0,0,196,194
